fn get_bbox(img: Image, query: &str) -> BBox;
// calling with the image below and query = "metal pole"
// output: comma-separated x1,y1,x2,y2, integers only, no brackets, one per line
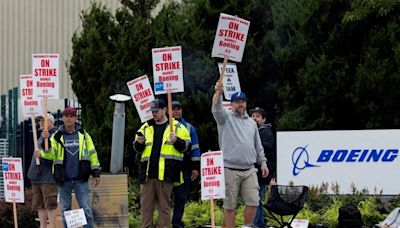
110,102,126,173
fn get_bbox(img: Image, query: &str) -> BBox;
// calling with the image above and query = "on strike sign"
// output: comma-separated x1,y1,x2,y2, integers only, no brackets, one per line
218,63,241,100
127,75,155,123
212,13,250,62
20,75,43,117
32,54,59,99
152,46,184,95
2,157,24,203
201,151,225,200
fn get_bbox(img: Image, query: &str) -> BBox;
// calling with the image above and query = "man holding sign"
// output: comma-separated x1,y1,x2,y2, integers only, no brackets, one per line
39,107,101,228
133,99,191,228
28,113,58,228
212,82,268,228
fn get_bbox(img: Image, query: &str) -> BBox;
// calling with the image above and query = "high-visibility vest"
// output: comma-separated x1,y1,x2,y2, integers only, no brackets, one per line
137,120,191,184
41,129,100,173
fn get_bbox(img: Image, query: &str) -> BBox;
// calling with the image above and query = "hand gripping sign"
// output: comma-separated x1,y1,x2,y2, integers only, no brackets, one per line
217,63,241,100
152,46,184,95
127,75,155,123
212,13,250,63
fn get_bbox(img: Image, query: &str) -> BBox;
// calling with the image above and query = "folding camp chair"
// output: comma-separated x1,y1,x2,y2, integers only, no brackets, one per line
264,185,309,228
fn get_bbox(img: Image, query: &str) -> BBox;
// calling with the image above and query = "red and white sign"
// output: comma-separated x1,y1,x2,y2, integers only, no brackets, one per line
32,54,59,99
218,63,241,100
152,46,184,95
20,75,43,118
212,13,250,62
201,151,225,200
2,157,24,203
127,75,155,123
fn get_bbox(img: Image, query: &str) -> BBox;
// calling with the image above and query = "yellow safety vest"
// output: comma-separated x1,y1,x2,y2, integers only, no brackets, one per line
136,120,191,184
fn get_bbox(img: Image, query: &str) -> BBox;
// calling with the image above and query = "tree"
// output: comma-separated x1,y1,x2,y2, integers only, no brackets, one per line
271,0,400,130
68,0,278,172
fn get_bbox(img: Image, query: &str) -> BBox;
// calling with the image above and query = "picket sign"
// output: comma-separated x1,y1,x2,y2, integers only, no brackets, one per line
2,157,25,228
217,63,241,100
211,13,250,62
126,75,155,123
212,13,249,105
151,46,185,133
64,208,87,228
201,150,225,228
152,46,184,95
19,75,42,165
32,54,59,151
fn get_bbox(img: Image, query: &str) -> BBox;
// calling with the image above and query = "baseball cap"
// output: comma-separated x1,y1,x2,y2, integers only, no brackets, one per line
171,101,182,109
37,113,55,123
63,107,77,116
231,92,247,102
250,107,266,118
150,99,166,112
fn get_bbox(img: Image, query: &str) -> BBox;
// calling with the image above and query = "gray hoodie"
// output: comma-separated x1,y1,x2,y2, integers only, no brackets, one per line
212,95,267,169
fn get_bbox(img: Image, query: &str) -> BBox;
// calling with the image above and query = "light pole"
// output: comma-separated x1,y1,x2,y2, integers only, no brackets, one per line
109,94,131,174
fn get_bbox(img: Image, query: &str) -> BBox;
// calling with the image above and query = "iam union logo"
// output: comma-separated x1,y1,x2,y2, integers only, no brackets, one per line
292,145,319,176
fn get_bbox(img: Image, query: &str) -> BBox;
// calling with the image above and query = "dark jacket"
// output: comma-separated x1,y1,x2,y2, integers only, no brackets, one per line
256,123,276,183
27,127,57,184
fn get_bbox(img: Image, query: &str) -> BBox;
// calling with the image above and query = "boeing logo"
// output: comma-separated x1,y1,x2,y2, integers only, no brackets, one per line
292,145,319,176
291,146,399,176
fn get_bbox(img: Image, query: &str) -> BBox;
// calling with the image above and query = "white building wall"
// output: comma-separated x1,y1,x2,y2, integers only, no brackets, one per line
0,0,122,100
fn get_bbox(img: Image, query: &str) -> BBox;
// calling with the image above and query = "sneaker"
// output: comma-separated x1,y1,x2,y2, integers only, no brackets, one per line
241,225,257,228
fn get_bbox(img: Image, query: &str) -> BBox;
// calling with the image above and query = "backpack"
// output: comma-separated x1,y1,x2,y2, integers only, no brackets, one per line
338,204,363,228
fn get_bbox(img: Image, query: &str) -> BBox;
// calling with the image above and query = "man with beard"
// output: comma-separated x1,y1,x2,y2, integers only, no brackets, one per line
133,99,191,228
212,81,269,228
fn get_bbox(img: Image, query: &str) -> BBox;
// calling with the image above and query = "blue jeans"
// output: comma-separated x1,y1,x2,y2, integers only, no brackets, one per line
172,170,191,228
59,180,94,228
254,182,267,228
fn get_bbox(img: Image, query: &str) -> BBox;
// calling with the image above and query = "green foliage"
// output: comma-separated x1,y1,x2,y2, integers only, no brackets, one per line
321,197,342,227
128,178,140,211
387,194,400,211
358,197,385,227
128,211,141,227
296,204,322,225
182,201,224,227
271,0,400,130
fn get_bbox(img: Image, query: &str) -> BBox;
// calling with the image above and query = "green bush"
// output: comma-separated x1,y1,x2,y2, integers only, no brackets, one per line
321,197,342,227
183,200,224,227
358,197,385,227
128,211,141,227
